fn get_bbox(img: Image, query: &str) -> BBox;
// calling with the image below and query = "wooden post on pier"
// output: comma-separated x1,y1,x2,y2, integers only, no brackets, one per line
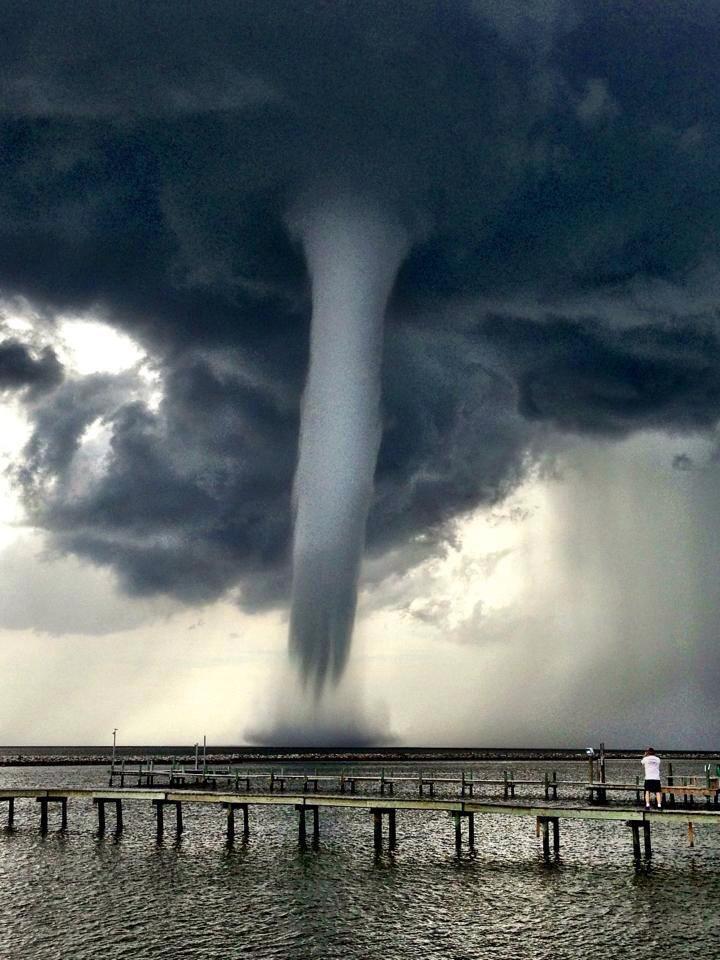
1,798,15,829
628,820,650,860
667,763,675,808
370,808,397,853
38,798,48,834
388,809,397,851
688,821,695,848
537,816,559,859
224,803,249,842
451,812,475,854
297,805,306,848
153,800,182,840
295,805,319,849
628,820,640,861
503,770,509,800
37,797,67,834
373,810,382,852
96,799,106,834
312,806,319,847
552,771,558,800
629,821,641,859
94,798,122,834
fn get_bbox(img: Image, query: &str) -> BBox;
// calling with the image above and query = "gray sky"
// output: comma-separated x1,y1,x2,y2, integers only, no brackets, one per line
1,1,720,746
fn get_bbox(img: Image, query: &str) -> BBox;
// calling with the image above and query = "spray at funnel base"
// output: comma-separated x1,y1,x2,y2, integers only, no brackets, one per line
288,194,410,690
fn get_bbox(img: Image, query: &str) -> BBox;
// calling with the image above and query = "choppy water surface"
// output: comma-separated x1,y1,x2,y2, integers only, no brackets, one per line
0,761,718,959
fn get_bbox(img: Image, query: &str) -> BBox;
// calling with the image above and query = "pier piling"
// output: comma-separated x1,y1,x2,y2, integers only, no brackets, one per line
628,820,650,860
643,821,652,858
451,811,475,854
537,816,559,859
153,800,183,840
295,804,319,849
223,802,249,842
370,808,397,853
0,798,14,829
37,797,67,834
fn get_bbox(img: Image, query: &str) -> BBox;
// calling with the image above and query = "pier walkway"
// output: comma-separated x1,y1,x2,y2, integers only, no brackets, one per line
109,761,720,809
1,787,719,862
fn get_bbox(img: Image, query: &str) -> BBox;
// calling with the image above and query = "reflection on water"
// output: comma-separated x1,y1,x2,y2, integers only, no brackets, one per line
0,763,718,959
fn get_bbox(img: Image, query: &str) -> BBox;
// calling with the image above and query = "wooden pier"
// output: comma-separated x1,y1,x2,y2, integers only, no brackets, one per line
1,787,719,863
108,761,720,810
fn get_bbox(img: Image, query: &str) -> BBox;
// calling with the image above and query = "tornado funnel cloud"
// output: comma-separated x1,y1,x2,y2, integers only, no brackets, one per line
289,195,410,689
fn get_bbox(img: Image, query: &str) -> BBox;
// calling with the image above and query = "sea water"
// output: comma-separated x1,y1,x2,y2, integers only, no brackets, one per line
0,761,718,960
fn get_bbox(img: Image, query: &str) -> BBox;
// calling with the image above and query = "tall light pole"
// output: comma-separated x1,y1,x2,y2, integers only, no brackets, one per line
112,728,118,773
194,742,199,771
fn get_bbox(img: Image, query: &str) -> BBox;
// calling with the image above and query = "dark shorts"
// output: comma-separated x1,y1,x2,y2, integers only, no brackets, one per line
644,779,662,792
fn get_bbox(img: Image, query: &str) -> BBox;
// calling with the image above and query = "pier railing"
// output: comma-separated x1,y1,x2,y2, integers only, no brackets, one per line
107,761,720,808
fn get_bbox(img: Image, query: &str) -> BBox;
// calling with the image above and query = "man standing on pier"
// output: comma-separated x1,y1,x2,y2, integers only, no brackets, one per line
642,748,662,810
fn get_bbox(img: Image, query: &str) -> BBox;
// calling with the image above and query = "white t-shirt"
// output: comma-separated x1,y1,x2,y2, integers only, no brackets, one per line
642,755,661,780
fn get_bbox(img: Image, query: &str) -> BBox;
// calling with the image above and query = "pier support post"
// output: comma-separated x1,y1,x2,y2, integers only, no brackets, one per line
688,821,695,848
312,806,319,847
224,802,250,842
451,812,475,854
94,798,123,835
153,800,183,840
96,799,106,834
370,808,397,854
628,821,641,860
1,798,15,829
37,797,67,834
537,817,559,859
297,805,306,848
388,809,397,851
642,821,651,859
295,804,319,850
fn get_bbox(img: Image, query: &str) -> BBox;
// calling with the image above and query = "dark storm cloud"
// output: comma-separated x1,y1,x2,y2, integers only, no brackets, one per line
0,338,62,395
480,316,720,437
4,0,720,608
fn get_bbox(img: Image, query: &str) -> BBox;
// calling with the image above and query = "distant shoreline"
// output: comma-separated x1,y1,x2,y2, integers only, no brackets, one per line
0,746,717,766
